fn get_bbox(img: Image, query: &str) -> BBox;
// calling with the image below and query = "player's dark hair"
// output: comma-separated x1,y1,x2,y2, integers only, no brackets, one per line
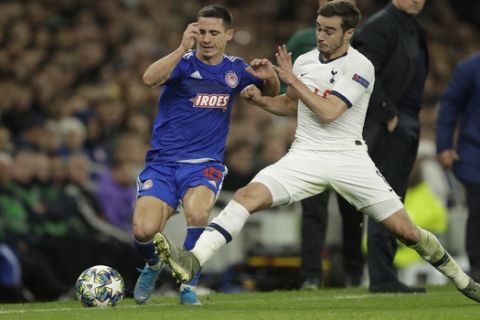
318,0,361,31
196,4,233,28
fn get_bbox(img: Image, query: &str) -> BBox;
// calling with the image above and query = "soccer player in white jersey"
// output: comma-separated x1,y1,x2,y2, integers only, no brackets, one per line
154,0,480,303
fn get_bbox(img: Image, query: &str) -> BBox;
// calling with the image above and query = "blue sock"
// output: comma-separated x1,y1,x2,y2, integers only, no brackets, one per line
134,238,160,266
183,227,205,287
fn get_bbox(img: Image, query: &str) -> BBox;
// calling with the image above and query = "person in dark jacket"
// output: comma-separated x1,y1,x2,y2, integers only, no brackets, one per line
436,52,480,282
341,0,429,293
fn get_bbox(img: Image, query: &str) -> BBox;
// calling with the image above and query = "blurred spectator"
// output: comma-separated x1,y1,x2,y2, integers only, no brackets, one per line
223,142,257,192
436,52,480,282
95,158,137,233
0,150,71,301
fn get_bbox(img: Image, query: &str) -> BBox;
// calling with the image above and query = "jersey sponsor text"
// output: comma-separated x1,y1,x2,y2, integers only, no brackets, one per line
191,94,230,111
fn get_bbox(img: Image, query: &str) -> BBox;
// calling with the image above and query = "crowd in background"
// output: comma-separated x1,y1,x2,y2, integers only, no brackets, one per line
0,0,479,302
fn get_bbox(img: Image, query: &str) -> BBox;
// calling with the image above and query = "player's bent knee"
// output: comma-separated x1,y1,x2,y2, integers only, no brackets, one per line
132,221,159,241
233,186,250,202
133,228,153,242
232,183,272,213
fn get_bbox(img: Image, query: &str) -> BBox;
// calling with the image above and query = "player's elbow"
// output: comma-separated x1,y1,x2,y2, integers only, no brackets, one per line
318,112,340,123
142,73,158,87
316,103,347,123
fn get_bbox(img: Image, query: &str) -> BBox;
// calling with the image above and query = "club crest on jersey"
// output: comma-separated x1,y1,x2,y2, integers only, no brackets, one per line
225,71,238,88
352,73,370,88
191,94,230,111
141,179,153,190
330,69,338,84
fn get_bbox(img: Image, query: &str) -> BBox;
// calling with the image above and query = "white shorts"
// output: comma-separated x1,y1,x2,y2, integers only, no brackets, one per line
251,148,403,222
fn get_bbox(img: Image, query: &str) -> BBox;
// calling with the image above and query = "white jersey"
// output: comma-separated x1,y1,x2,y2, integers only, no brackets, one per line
252,47,402,221
291,46,375,151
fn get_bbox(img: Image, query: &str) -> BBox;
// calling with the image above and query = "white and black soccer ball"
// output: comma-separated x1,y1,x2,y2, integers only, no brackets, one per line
75,265,125,307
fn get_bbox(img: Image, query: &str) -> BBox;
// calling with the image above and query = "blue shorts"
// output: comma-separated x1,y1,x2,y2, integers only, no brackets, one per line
136,162,227,210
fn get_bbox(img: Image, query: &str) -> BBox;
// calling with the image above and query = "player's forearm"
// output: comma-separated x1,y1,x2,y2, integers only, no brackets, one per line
252,94,297,116
142,46,187,87
289,77,345,122
260,76,280,97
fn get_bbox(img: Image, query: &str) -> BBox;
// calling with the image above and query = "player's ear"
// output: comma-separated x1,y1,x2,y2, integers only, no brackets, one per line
344,28,355,43
225,28,234,41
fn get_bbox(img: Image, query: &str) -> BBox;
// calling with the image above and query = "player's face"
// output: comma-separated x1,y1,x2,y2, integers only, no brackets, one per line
316,15,353,60
196,17,233,64
392,0,426,15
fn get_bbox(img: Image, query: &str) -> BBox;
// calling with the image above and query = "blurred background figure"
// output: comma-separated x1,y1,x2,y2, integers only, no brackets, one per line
343,0,429,294
436,51,480,282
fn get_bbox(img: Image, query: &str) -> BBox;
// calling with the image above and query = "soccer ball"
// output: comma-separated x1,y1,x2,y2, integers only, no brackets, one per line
75,265,125,307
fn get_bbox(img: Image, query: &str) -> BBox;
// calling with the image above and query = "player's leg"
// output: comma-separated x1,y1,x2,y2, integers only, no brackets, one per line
132,196,174,304
167,162,226,305
133,166,178,304
155,150,326,283
178,185,216,305
332,149,478,302
155,181,273,282
379,207,480,303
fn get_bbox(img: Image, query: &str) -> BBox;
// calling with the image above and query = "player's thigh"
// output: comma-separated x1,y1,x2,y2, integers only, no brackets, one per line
331,150,401,221
252,150,328,207
177,162,226,225
132,196,175,240
182,185,216,225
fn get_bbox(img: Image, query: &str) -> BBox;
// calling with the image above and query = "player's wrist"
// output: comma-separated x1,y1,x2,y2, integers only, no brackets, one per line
177,44,190,54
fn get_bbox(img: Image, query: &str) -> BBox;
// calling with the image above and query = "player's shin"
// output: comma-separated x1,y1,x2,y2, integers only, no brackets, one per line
134,238,161,266
409,228,470,289
191,200,250,265
180,227,205,305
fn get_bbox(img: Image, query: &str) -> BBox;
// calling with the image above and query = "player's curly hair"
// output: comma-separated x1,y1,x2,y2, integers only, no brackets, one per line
197,4,233,28
318,0,361,31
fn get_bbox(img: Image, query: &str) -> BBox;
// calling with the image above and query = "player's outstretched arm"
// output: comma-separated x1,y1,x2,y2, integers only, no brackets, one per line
142,23,199,87
246,58,280,97
275,44,347,122
240,84,297,116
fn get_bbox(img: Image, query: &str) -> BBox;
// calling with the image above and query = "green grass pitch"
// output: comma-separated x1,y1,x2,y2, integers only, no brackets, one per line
0,285,478,320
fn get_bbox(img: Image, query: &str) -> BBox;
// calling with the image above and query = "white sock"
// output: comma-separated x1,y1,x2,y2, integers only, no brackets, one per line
410,228,470,289
191,200,250,266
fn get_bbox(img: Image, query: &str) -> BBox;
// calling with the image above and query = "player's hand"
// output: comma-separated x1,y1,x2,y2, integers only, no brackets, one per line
180,23,199,52
438,149,459,169
273,45,295,85
246,58,276,80
240,84,262,104
386,115,398,133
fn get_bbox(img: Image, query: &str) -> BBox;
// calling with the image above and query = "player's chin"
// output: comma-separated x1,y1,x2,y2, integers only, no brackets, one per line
199,48,216,56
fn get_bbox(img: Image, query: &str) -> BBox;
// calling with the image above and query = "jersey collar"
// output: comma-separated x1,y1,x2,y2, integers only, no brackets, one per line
318,50,348,64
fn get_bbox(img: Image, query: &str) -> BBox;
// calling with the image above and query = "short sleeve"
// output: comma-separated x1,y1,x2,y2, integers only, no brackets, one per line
168,56,190,82
330,58,374,108
237,61,264,92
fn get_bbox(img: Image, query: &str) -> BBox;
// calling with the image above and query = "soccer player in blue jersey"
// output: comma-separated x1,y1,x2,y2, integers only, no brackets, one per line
132,4,279,305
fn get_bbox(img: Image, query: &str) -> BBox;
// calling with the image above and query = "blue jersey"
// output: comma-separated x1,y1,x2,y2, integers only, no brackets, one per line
146,50,264,164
